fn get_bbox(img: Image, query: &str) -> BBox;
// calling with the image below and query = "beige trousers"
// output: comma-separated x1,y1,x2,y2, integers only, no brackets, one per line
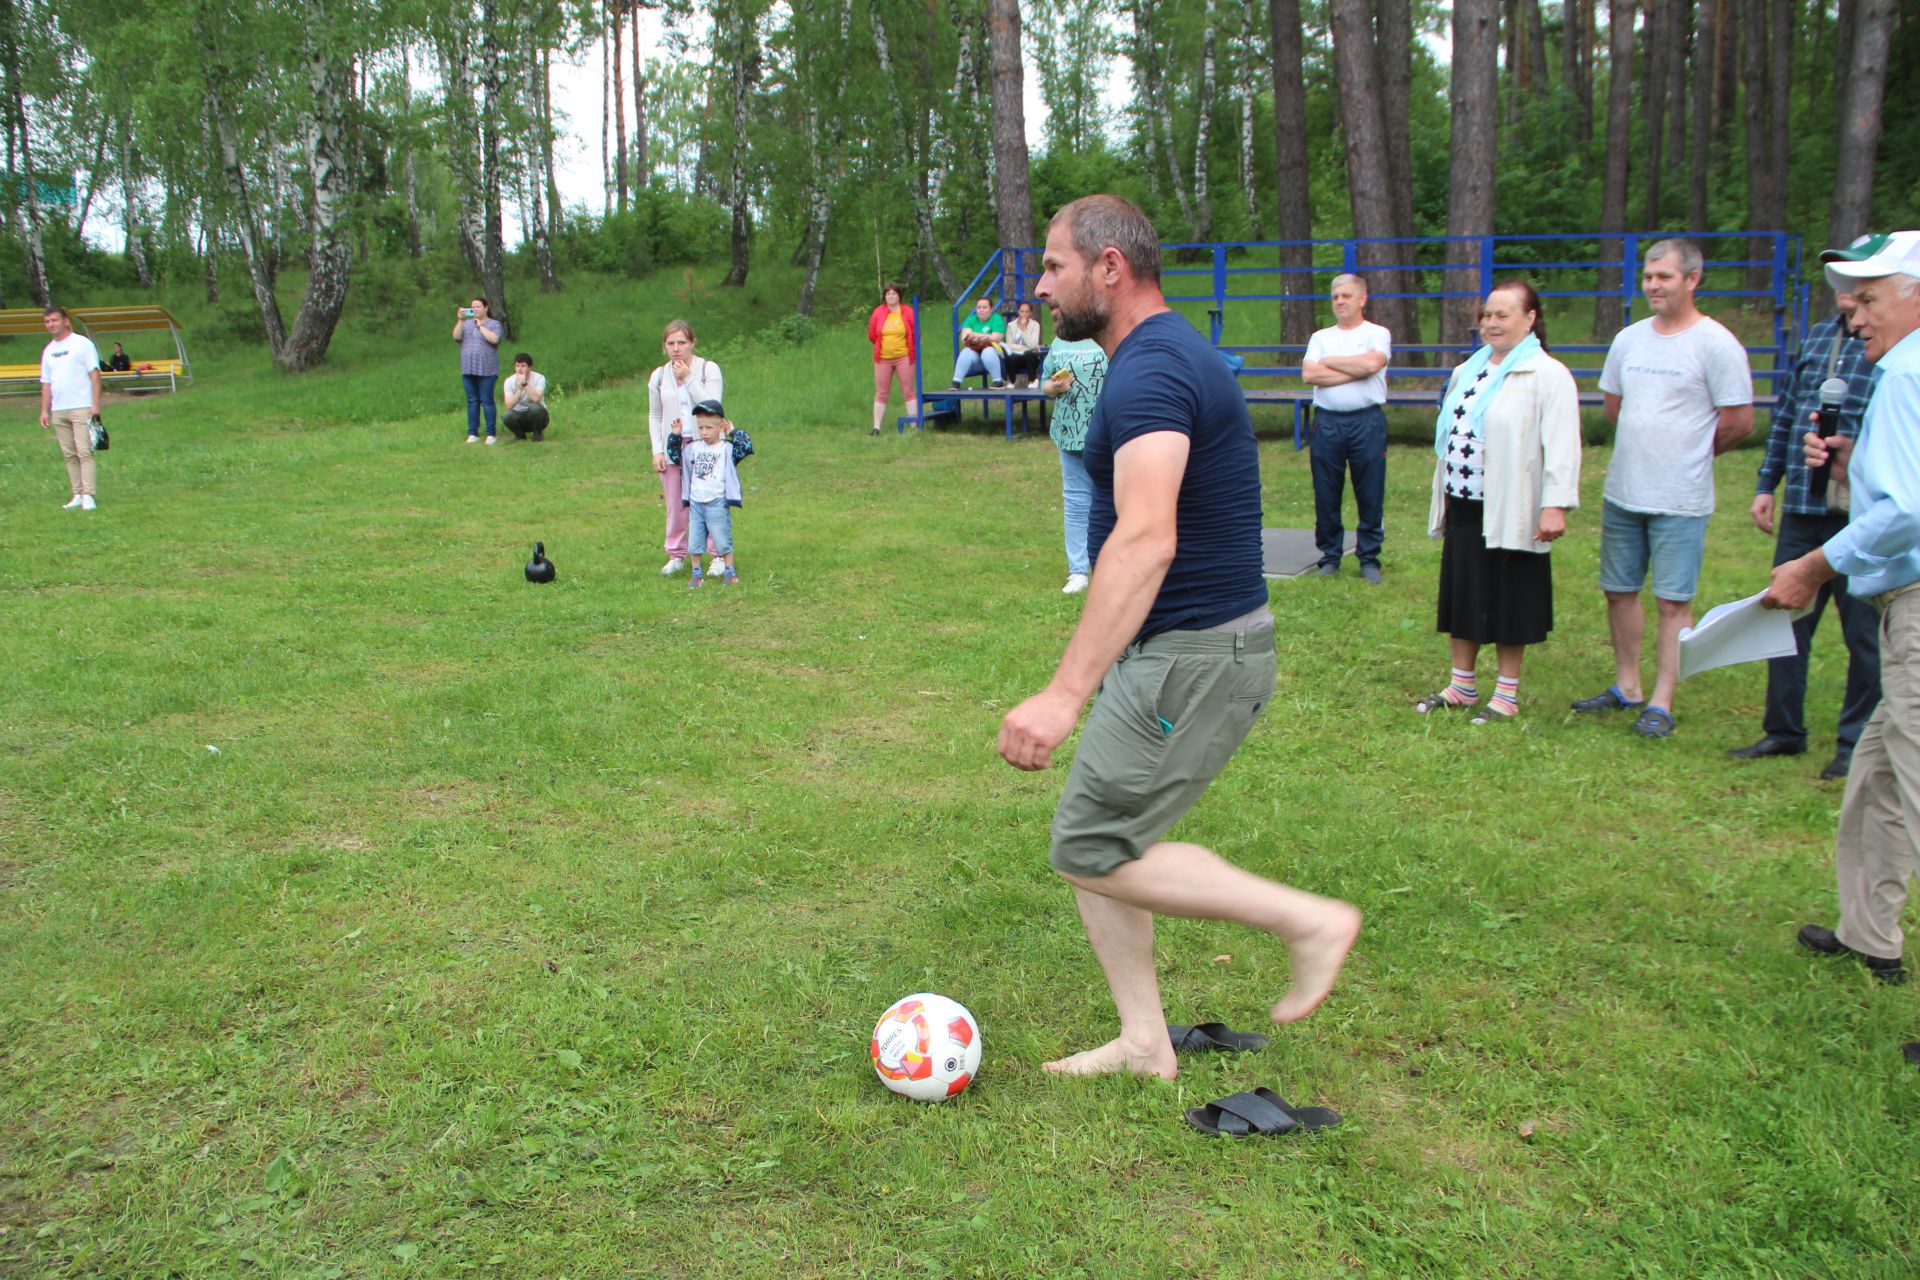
48,409,96,497
1834,589,1920,959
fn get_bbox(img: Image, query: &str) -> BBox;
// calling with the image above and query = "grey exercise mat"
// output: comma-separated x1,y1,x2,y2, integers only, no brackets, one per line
1262,528,1357,579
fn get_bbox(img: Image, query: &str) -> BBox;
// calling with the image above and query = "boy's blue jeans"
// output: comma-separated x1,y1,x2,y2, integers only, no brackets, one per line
687,499,733,560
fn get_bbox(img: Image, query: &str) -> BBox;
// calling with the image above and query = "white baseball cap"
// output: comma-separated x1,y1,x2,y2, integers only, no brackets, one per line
1822,230,1920,293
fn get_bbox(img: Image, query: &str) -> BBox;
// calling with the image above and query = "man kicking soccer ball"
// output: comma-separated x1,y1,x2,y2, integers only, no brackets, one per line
997,194,1361,1080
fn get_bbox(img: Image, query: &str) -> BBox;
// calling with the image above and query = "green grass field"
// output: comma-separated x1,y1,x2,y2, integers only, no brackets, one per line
1,270,1914,1278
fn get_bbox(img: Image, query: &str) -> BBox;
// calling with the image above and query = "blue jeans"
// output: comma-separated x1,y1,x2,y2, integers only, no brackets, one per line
952,347,1004,384
1059,447,1091,576
1762,510,1882,752
687,499,733,559
463,374,498,437
1310,405,1387,566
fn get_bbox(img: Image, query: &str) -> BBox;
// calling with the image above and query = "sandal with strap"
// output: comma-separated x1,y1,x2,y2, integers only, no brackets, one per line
1169,1022,1271,1054
1185,1087,1342,1138
1414,688,1475,714
1631,706,1676,738
1469,702,1517,726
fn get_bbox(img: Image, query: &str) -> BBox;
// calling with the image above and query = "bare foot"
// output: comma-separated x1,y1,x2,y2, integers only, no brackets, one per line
1042,1035,1178,1079
1270,902,1362,1025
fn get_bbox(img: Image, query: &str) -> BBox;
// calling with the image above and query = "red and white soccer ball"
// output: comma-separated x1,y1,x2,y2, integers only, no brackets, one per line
870,993,981,1101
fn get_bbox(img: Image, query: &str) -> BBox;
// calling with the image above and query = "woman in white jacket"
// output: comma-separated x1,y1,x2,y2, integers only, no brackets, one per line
1414,281,1582,723
647,319,725,575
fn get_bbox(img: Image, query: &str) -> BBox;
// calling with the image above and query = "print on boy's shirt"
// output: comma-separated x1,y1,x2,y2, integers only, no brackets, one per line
688,450,721,483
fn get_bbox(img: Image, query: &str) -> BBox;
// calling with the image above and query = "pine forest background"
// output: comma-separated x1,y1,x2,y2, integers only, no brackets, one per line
2,0,1918,372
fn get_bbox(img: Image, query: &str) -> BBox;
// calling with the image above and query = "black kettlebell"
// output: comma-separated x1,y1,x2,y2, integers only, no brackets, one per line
525,542,556,583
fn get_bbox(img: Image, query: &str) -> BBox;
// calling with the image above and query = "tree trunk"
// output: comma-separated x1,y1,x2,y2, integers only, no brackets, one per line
600,20,611,208
1134,0,1197,233
1269,0,1314,345
1666,0,1689,198
719,1,757,288
1832,0,1855,140
543,54,561,244
1376,0,1420,355
478,0,510,331
120,140,153,288
1596,0,1636,336
1741,0,1769,292
278,39,355,373
202,217,219,305
439,31,488,282
1329,0,1403,338
208,76,287,356
871,6,955,296
1828,0,1895,254
1444,0,1499,353
402,44,423,259
1713,0,1737,157
1642,0,1669,228
1689,0,1714,230
1190,0,1217,243
1526,0,1551,89
610,0,628,210
1562,0,1584,132
1238,22,1261,241
986,0,1036,295
0,3,49,307
1765,0,1791,239
73,129,108,235
524,48,558,290
631,6,648,190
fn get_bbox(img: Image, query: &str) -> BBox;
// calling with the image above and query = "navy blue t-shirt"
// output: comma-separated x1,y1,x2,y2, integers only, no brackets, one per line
1084,311,1268,641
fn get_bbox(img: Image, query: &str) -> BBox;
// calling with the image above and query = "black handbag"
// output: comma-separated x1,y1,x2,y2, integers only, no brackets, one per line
88,414,109,451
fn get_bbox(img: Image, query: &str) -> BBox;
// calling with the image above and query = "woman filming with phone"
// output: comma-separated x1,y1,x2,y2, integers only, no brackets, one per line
451,297,504,444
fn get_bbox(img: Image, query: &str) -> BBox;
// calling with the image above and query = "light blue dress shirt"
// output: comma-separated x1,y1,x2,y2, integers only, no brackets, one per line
1824,326,1920,598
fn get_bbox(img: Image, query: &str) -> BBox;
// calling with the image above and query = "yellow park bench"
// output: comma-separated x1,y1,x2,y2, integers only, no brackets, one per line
0,305,194,397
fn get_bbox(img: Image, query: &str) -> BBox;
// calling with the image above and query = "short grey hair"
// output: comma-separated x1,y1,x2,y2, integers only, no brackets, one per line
1644,238,1704,277
1050,195,1160,285
1330,273,1369,293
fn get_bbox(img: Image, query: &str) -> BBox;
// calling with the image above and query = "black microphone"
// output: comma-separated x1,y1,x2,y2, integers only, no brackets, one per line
1807,376,1848,507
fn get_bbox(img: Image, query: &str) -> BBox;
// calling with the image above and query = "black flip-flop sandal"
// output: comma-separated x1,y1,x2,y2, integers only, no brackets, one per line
1184,1087,1342,1138
1169,1022,1272,1054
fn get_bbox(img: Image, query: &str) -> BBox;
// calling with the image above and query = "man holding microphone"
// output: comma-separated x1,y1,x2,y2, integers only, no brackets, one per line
1764,233,1920,1064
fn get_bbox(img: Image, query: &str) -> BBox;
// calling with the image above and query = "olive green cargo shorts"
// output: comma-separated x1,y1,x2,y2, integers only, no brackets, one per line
1050,619,1277,877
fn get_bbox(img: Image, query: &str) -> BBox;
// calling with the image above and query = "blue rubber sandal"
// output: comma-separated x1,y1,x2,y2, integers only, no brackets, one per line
1632,706,1675,738
1571,684,1647,714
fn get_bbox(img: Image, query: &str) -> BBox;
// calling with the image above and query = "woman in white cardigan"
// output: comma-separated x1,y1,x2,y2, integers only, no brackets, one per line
647,319,725,575
1414,281,1582,723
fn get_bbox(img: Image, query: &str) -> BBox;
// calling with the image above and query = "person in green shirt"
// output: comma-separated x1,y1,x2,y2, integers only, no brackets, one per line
952,296,1009,388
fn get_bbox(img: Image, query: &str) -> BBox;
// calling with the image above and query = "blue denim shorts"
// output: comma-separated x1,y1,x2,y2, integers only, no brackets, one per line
1598,499,1710,602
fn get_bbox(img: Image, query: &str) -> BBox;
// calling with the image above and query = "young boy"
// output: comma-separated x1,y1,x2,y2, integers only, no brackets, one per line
682,399,751,587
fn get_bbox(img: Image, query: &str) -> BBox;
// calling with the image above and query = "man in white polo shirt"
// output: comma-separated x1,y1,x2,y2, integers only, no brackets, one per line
38,305,103,511
1302,274,1392,583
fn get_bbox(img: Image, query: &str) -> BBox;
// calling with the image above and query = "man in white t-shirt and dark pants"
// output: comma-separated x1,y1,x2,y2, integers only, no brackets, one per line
1303,274,1393,583
38,306,103,511
1573,239,1753,737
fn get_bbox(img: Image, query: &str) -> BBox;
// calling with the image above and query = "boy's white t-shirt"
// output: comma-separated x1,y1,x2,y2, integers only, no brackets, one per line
1304,321,1391,412
683,438,731,503
41,333,101,411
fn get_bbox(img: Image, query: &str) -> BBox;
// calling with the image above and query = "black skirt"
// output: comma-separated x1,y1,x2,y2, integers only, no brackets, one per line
1436,497,1554,646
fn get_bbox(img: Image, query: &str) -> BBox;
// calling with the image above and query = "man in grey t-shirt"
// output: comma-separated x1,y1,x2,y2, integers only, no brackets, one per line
1573,239,1753,737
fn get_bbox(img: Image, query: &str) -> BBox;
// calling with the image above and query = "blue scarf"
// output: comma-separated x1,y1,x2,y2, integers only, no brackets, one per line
1433,334,1543,458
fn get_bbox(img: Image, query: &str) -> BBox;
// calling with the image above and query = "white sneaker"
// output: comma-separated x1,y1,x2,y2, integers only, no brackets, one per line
659,557,686,576
79,495,97,511
1062,573,1089,594
466,434,481,444
484,435,497,445
62,495,84,509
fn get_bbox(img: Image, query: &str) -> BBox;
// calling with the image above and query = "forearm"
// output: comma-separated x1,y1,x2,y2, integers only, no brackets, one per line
1712,406,1755,455
1322,354,1384,378
1300,362,1349,387
90,372,102,409
1044,528,1174,704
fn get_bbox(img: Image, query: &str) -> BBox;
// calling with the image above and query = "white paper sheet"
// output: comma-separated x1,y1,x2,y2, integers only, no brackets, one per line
1678,590,1801,680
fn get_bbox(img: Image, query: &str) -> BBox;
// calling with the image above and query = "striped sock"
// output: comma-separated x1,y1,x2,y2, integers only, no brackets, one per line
1443,668,1477,706
1487,676,1519,717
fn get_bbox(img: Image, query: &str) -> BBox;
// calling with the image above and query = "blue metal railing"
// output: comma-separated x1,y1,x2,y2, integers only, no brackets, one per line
908,231,1804,440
